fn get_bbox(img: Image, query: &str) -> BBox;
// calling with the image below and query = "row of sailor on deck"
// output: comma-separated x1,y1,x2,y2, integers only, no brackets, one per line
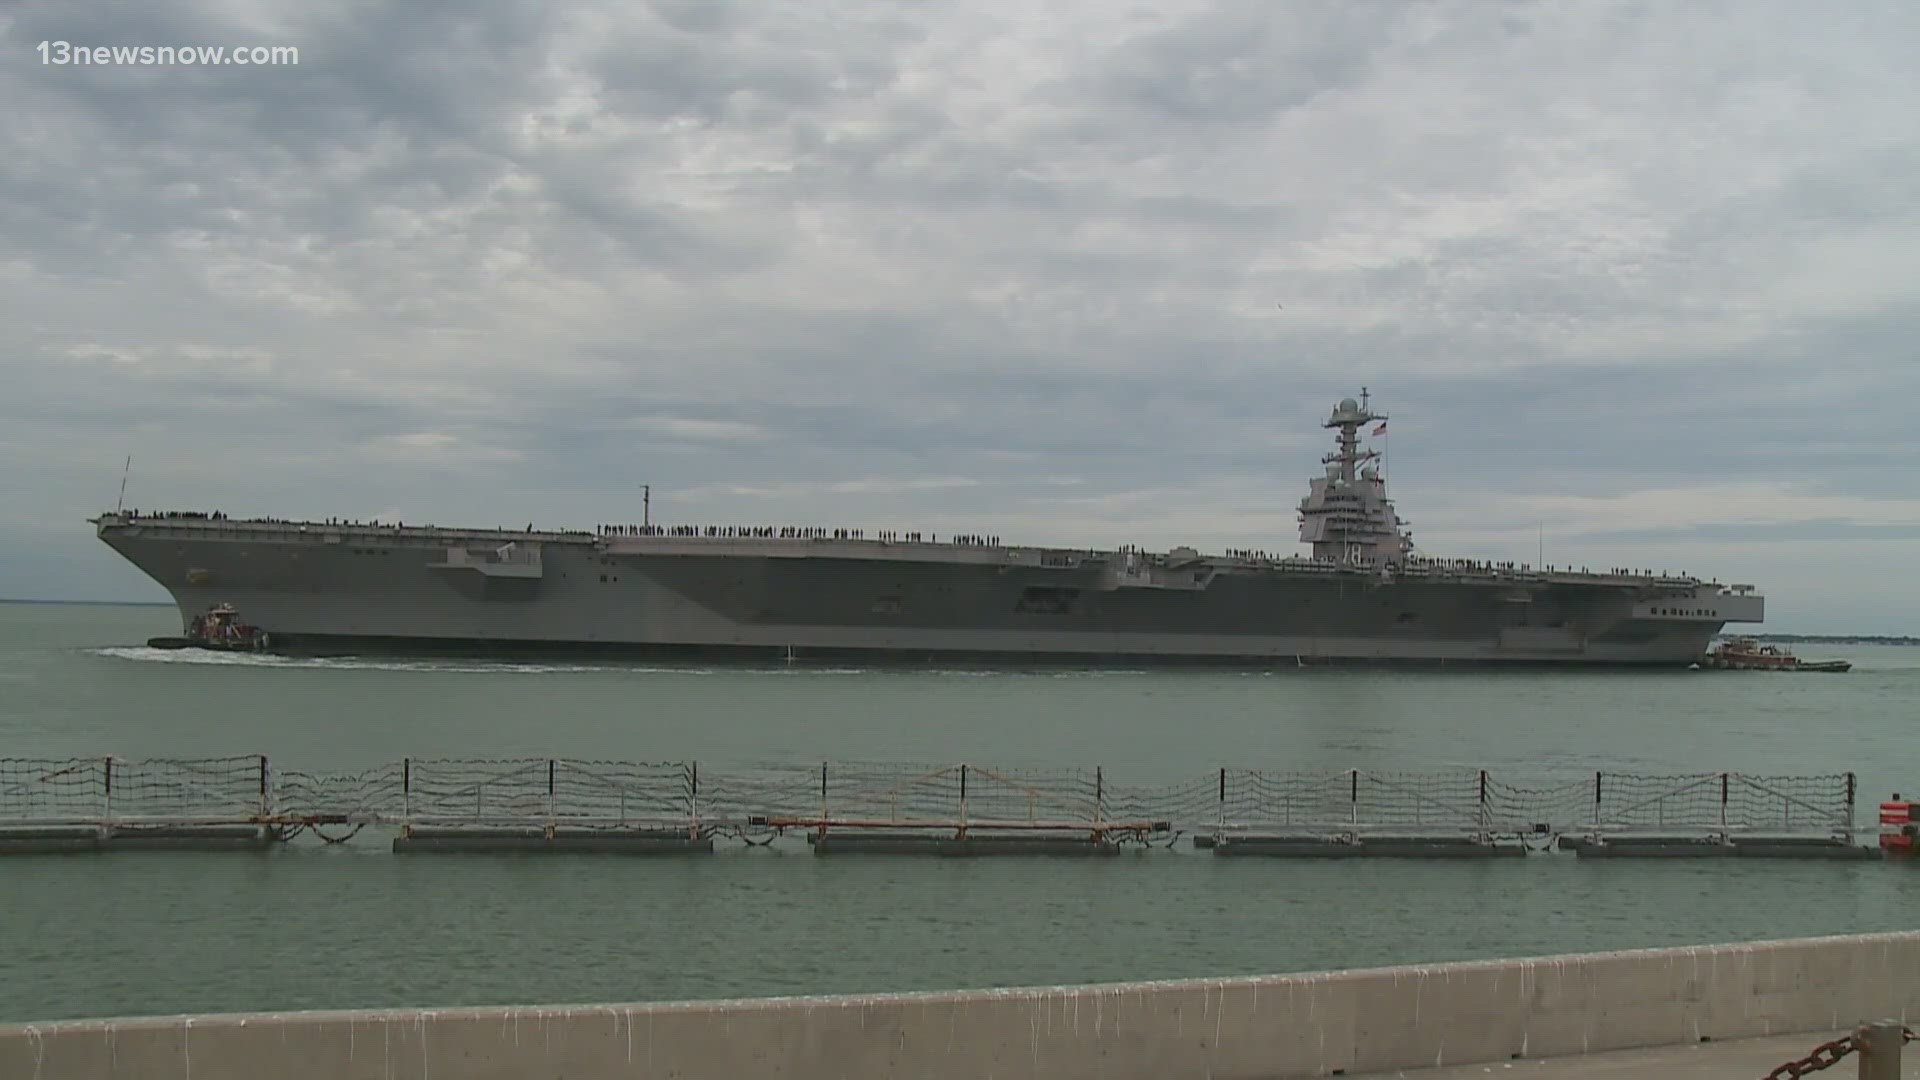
595,524,1002,546
130,510,437,531
1396,554,1691,579
126,509,228,520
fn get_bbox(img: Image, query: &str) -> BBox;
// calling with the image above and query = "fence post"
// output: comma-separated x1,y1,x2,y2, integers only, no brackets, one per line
547,758,557,835
1728,768,1743,837
1479,770,1489,836
1350,769,1359,834
820,761,828,839
259,755,271,819
402,757,412,830
690,761,700,837
959,764,969,831
1095,766,1104,824
1593,772,1602,839
103,756,114,825
1218,767,1226,834
1856,1020,1902,1080
1845,772,1857,842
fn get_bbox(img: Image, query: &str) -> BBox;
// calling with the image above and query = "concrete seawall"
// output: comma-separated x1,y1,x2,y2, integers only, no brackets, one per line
6,931,1916,1079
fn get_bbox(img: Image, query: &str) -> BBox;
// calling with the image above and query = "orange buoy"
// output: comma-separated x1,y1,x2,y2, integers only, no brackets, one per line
1880,797,1915,857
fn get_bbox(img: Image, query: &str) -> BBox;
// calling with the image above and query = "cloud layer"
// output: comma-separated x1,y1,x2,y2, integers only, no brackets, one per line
3,0,1918,632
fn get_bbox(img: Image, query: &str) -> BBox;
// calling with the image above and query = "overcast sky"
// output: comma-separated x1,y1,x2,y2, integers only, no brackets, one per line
3,0,1917,633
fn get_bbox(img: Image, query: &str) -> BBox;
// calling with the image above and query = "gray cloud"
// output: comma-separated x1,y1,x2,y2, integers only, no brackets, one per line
1079,2,1399,126
2,0,1918,632
1582,521,1920,544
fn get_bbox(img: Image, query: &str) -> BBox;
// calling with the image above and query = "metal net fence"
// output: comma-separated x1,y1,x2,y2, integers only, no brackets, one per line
1222,769,1360,832
1219,769,1493,834
697,763,1195,828
1725,773,1855,834
273,763,406,820
399,758,694,826
1484,775,1593,832
697,762,824,822
0,758,1860,839
1592,772,1855,835
1591,772,1726,833
0,758,110,822
0,756,264,823
555,759,695,823
1102,774,1218,826
805,762,1105,826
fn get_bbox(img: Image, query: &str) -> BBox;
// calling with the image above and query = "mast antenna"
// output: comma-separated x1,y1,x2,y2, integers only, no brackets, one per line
643,484,651,529
116,455,132,514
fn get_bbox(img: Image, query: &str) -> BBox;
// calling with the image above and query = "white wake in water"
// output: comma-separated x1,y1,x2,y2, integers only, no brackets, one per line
87,646,1155,679
90,647,726,675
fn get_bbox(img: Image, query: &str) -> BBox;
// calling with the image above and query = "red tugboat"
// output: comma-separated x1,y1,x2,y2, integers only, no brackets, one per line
1701,636,1850,673
147,603,272,652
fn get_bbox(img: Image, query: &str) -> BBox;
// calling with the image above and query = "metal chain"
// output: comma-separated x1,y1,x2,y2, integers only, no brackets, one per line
1763,1026,1918,1079
1762,1035,1855,1079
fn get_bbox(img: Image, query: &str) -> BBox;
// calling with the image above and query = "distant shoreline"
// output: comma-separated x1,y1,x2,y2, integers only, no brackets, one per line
1744,634,1919,647
0,598,173,607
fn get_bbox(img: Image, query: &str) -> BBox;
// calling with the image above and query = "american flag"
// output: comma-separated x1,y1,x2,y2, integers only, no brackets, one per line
1371,422,1387,436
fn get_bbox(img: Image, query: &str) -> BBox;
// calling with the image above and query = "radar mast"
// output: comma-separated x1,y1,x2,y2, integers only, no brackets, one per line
1297,389,1413,565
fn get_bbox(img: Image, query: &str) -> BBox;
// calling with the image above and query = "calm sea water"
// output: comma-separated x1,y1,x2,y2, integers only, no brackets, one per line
3,600,1919,1023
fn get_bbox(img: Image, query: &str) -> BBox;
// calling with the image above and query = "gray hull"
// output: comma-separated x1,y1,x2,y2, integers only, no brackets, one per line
96,517,1761,666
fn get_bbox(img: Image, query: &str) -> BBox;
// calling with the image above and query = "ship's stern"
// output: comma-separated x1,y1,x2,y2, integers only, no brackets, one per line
1712,586,1765,628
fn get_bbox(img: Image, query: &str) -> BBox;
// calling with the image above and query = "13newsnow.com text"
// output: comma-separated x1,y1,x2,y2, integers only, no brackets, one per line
38,42,300,66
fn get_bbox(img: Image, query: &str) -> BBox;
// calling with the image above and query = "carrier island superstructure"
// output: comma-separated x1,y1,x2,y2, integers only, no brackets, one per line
92,391,1762,665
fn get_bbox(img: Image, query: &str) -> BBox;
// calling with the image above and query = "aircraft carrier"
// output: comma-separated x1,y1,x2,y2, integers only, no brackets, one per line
93,391,1762,665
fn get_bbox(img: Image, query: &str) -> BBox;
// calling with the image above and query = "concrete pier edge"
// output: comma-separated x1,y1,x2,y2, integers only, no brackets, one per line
5,930,1916,1079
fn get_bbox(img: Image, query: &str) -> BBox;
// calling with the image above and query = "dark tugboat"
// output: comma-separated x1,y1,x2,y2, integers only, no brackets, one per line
1700,636,1850,673
147,603,271,652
